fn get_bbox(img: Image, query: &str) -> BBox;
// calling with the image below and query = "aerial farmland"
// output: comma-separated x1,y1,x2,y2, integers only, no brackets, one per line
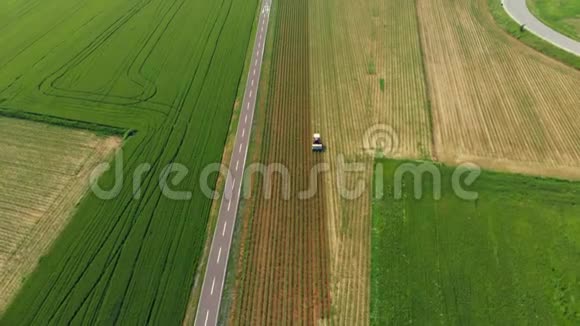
226,0,580,324
0,0,579,325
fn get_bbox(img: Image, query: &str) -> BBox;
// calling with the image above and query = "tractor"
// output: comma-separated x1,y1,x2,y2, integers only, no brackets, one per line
312,133,324,152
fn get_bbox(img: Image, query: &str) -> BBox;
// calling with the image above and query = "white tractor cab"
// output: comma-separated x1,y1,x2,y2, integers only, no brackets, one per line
312,133,324,152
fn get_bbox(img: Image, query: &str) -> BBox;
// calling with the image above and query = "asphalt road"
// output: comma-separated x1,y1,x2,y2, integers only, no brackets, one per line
503,0,580,56
194,0,272,325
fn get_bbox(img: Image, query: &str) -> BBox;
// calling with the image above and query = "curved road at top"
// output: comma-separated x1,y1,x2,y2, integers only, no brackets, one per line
502,0,580,56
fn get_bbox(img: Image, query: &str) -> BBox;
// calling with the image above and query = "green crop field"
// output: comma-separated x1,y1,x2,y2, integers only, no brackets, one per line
0,0,257,323
527,0,580,42
372,159,580,325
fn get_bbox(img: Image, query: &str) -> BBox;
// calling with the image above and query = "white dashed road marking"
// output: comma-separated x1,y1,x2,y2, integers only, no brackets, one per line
196,1,271,324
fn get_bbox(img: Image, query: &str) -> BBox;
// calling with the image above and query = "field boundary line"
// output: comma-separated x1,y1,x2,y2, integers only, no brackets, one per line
0,107,126,136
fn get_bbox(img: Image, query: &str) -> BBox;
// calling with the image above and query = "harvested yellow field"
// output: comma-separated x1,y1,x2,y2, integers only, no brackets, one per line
310,0,432,160
418,0,580,179
309,0,431,324
0,117,119,311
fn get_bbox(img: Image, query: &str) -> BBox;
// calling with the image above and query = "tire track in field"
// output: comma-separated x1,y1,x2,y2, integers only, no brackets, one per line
78,0,240,319
45,0,160,104
37,0,157,104
48,0,187,106
0,0,43,33
23,0,237,321
0,1,171,116
0,0,90,70
129,0,240,321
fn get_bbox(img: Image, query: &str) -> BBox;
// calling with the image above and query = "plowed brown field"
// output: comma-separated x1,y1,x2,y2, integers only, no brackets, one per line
228,0,331,323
